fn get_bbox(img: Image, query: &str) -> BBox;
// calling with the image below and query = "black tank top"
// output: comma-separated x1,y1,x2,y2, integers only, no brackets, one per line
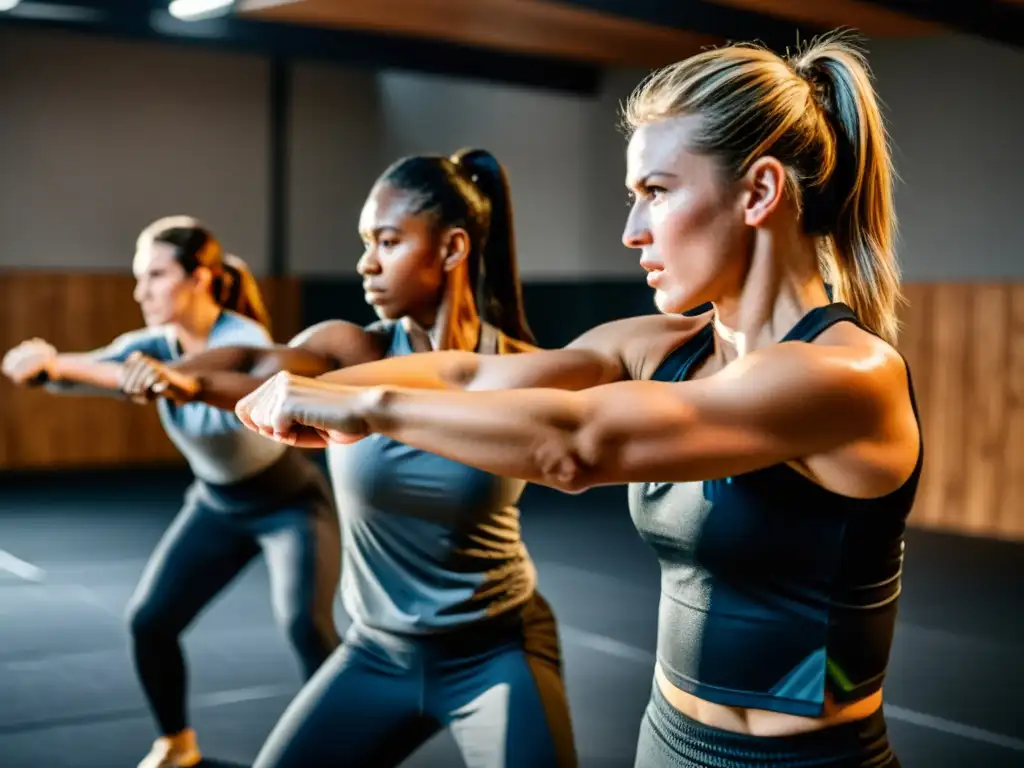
627,303,923,717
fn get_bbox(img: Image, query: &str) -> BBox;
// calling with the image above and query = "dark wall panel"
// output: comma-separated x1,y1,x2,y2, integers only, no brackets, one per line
300,279,661,349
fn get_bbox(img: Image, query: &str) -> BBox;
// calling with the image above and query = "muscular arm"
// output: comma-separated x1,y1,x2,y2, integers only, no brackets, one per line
352,342,903,493
316,320,639,393
173,320,384,411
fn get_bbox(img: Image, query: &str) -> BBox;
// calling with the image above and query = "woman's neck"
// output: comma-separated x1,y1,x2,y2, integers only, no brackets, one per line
174,302,221,355
405,268,481,353
711,230,829,362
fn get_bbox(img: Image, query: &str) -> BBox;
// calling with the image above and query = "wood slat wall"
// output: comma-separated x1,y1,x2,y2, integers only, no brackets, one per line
1,274,1021,541
0,273,302,470
898,283,1024,541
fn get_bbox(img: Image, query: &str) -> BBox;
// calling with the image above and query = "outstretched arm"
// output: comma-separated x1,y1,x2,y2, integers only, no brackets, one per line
364,344,896,490
45,354,126,392
129,320,384,411
314,320,640,393
165,343,340,411
240,342,902,492
2,331,169,397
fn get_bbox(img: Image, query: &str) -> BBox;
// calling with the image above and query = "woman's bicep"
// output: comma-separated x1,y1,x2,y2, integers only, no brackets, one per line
467,319,643,392
287,320,382,372
468,346,625,392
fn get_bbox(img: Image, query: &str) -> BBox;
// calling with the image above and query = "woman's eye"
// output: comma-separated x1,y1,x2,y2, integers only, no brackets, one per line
627,186,666,205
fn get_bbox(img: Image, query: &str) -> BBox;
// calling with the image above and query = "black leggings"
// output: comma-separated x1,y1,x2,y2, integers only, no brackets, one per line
252,592,578,768
125,464,341,736
635,682,900,768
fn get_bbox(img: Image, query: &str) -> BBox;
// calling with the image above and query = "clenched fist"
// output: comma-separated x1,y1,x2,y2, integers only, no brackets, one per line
2,338,57,385
120,351,201,404
235,371,371,449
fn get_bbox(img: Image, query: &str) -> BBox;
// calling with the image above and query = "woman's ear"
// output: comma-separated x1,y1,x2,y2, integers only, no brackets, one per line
191,265,215,292
742,155,787,228
441,228,471,272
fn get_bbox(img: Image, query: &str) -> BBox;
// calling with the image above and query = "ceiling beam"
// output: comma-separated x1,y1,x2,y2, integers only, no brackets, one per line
854,0,1024,48
554,0,1024,50
236,0,720,68
706,0,946,38
0,0,602,94
551,0,825,52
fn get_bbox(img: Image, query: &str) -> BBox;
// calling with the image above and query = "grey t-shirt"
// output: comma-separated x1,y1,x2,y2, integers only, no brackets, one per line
328,322,537,634
49,310,285,485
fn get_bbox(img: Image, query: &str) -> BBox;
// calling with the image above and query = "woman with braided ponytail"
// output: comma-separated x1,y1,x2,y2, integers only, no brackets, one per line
2,216,341,768
115,151,577,767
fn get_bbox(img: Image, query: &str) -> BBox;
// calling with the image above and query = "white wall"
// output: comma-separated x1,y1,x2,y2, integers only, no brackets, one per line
377,70,595,279
0,27,270,272
583,67,653,278
868,34,1024,281
1,26,1022,283
290,66,645,280
286,62,385,276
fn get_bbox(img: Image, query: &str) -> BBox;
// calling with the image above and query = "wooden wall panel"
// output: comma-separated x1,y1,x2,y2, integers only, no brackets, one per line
0,273,301,470
897,283,1024,541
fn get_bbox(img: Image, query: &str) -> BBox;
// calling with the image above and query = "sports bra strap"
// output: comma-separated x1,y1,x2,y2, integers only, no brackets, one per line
781,303,859,344
651,323,715,383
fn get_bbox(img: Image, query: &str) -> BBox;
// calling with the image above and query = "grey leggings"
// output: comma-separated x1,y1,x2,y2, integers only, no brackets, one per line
253,592,578,768
635,682,900,768
125,453,341,736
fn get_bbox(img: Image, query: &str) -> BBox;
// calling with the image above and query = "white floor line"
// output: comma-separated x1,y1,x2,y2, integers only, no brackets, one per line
0,549,46,583
883,705,1024,753
560,625,656,665
193,683,296,709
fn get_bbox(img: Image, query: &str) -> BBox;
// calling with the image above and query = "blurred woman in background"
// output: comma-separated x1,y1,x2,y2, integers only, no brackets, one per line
2,216,341,768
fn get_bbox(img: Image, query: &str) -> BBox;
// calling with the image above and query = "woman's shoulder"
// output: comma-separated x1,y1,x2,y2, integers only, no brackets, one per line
214,310,272,345
574,311,714,380
496,333,539,356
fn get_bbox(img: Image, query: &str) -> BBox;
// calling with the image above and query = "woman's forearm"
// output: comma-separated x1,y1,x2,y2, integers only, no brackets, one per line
46,354,125,394
319,346,621,394
190,372,271,410
359,385,595,491
178,345,336,410
317,351,477,390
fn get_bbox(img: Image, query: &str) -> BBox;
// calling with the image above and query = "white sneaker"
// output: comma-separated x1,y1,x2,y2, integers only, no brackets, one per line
137,728,202,768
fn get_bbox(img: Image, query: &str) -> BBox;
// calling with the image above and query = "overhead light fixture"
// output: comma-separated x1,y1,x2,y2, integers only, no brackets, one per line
168,0,233,21
0,0,21,12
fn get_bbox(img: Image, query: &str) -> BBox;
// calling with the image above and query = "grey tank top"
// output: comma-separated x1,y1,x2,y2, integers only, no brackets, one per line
48,310,285,485
327,322,536,635
628,304,921,717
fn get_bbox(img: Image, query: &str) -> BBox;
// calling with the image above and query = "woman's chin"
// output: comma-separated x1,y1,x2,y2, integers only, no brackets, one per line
653,288,687,316
653,284,713,317
142,314,171,328
371,303,402,321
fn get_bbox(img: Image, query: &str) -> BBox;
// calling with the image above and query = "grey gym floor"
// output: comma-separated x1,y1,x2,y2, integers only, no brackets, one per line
1,467,1022,768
